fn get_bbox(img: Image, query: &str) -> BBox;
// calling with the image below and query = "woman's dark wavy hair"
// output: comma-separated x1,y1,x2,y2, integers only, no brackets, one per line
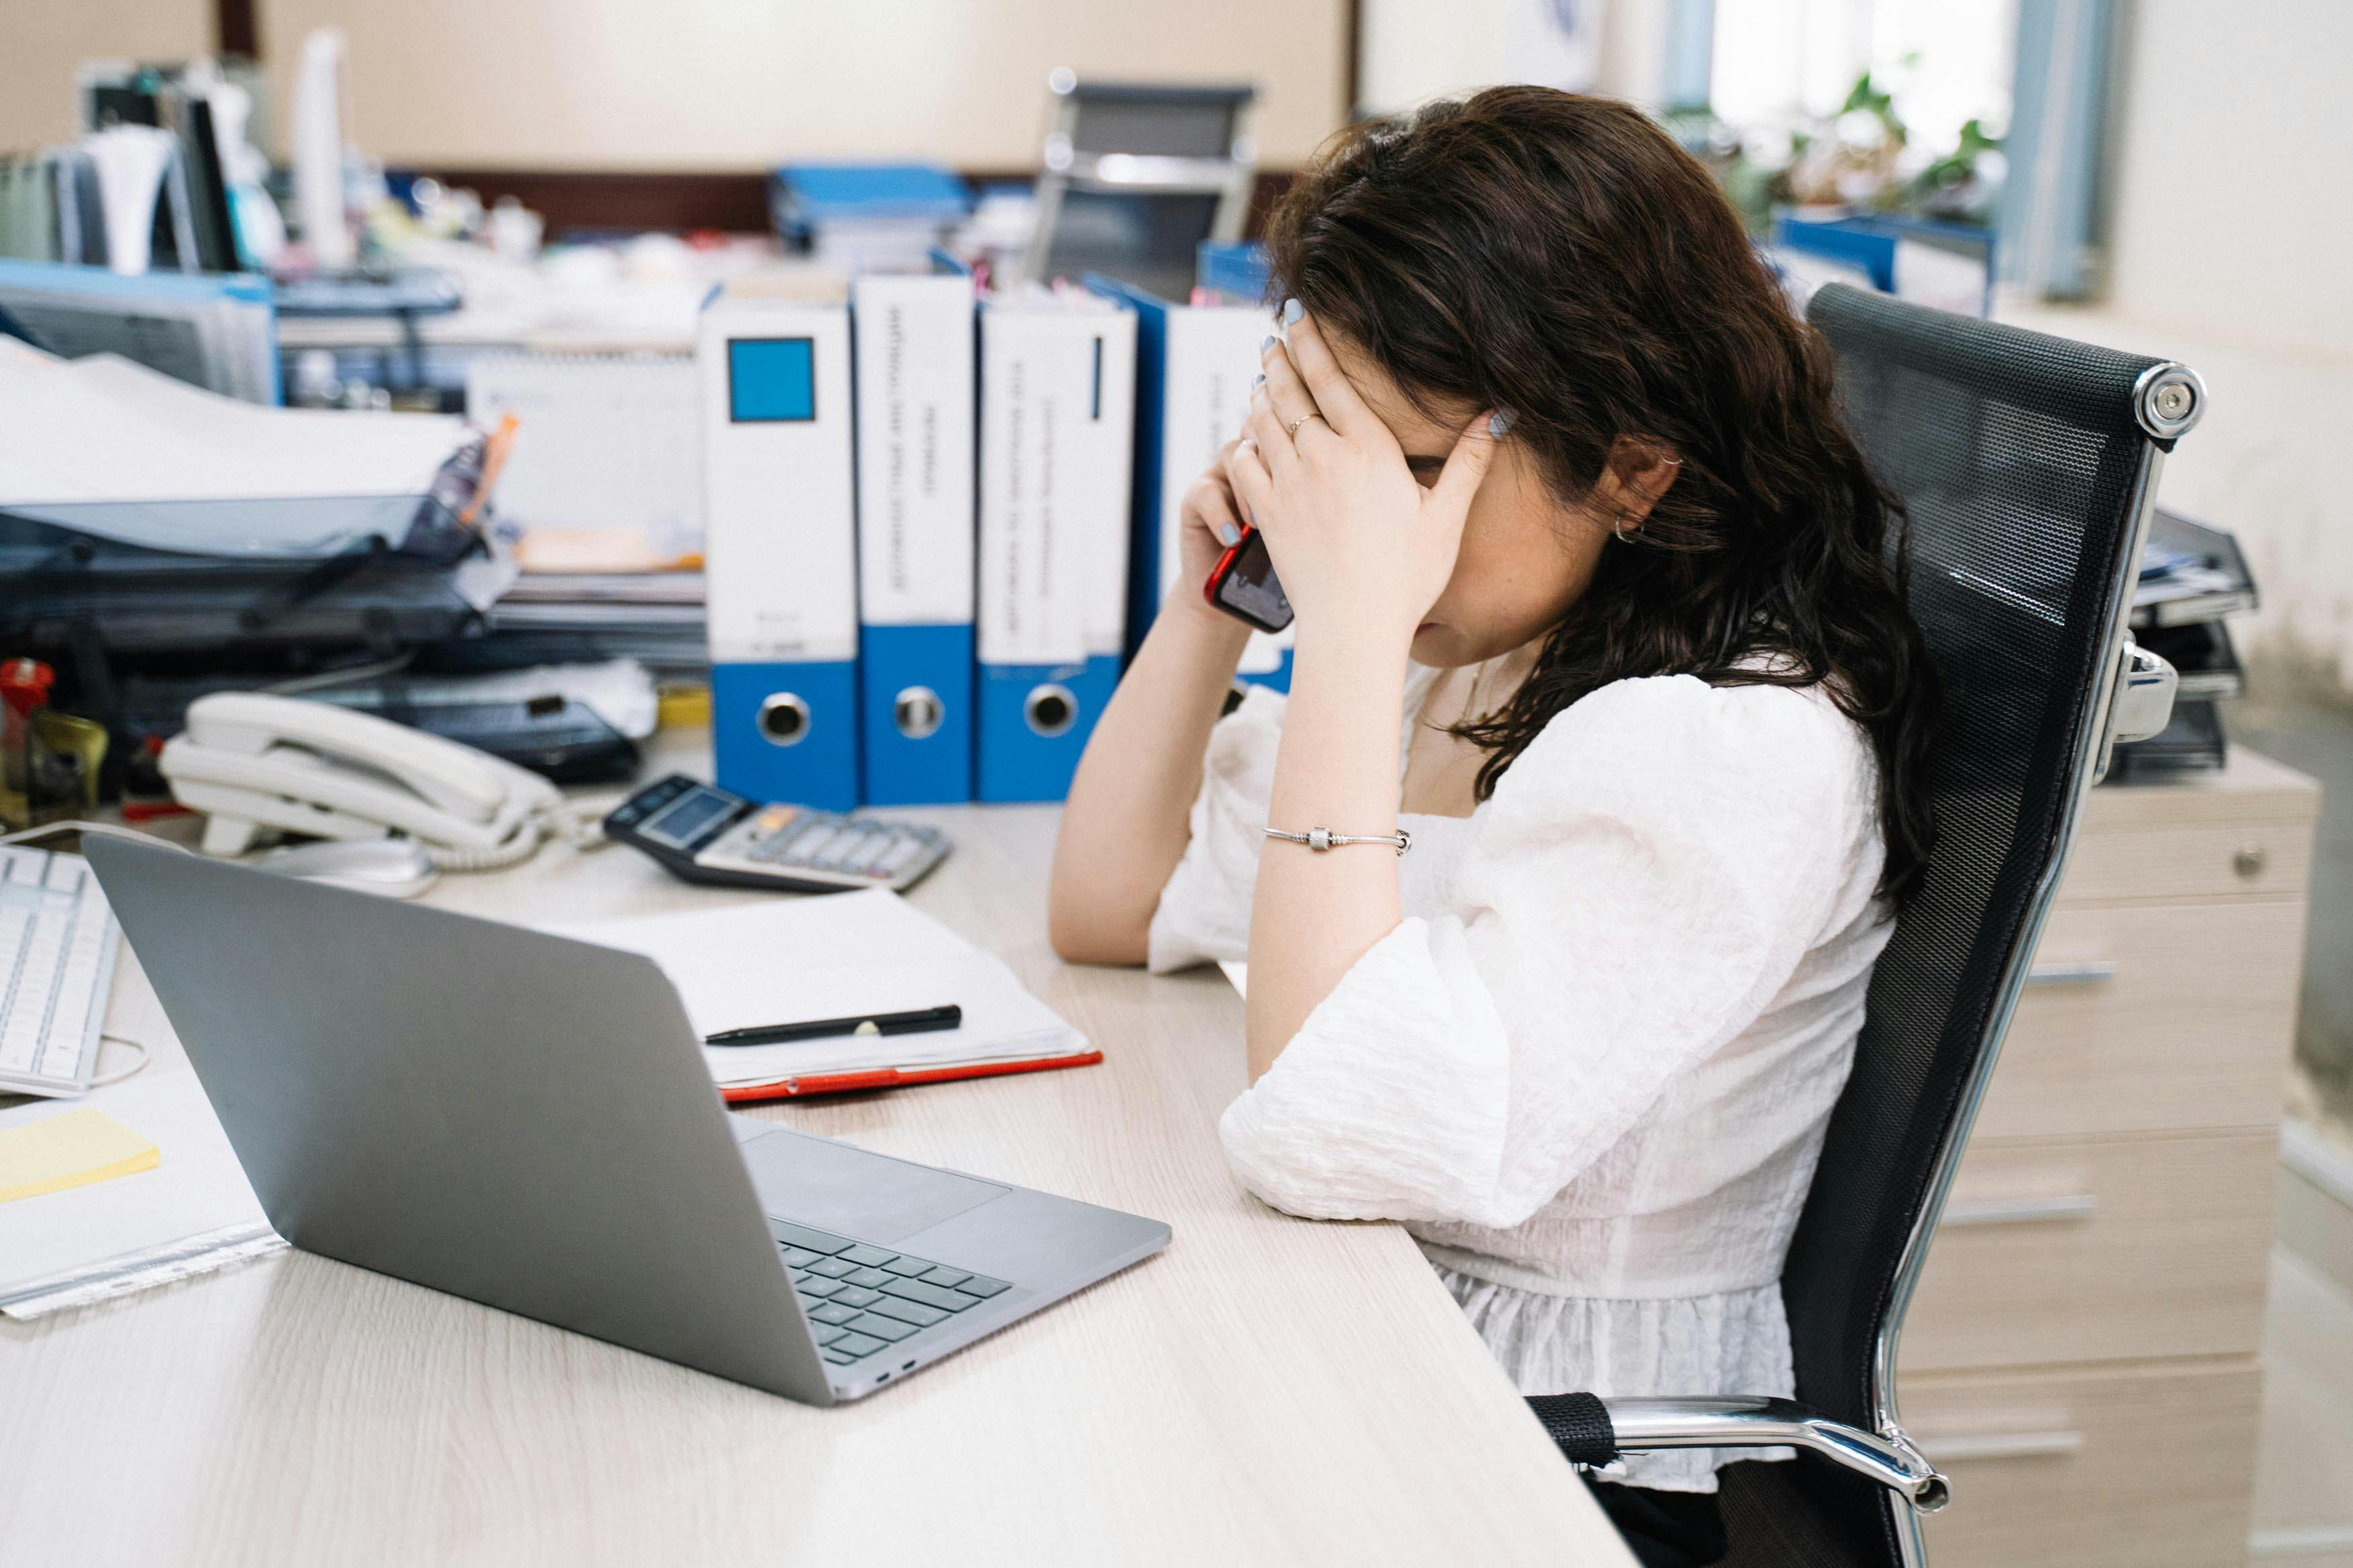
1264,86,1939,900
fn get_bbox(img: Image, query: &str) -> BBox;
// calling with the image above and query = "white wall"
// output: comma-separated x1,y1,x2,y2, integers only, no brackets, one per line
1359,0,1672,116
253,0,1348,170
2102,0,2353,358
2000,0,2353,684
0,0,214,149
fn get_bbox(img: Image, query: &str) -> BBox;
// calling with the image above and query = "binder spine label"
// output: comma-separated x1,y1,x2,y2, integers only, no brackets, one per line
853,274,974,628
1082,312,1138,662
978,313,1088,667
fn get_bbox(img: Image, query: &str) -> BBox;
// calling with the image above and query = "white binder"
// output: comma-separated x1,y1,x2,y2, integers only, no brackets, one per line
973,287,1136,802
700,274,860,810
851,268,976,804
1090,278,1291,688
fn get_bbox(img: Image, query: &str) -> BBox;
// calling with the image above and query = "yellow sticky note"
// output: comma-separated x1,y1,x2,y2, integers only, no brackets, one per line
0,1108,160,1204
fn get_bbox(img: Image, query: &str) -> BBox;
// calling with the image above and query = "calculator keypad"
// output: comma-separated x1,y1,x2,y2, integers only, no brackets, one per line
695,811,947,890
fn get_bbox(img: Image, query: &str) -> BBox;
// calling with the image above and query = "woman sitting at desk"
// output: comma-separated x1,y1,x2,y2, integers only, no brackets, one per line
1047,87,1936,1567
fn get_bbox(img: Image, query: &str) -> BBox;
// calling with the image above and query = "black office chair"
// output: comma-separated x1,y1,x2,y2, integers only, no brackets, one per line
1527,284,2205,1567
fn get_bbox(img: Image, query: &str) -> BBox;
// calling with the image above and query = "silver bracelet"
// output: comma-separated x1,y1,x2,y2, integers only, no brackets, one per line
1263,825,1413,856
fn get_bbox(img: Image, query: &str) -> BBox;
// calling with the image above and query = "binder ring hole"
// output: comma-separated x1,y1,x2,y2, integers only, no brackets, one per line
1024,684,1077,739
757,692,811,747
894,686,945,740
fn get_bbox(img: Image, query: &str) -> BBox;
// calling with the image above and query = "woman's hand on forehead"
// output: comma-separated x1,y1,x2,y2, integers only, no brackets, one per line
1224,303,1505,651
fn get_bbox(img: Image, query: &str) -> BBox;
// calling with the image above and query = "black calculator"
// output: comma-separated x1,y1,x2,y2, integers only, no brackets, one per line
604,776,951,894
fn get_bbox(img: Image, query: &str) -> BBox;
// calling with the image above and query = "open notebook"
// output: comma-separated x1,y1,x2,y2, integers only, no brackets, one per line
550,889,1098,1102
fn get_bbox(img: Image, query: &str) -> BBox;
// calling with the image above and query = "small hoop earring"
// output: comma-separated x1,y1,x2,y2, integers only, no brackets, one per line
1613,509,1638,542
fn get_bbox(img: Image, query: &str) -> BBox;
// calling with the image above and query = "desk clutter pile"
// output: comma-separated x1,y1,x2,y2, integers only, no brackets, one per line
0,236,1292,827
0,120,2256,832
2112,507,2257,777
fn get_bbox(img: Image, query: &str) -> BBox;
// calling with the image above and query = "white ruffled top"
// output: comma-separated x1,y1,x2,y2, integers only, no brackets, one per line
1148,666,1892,1492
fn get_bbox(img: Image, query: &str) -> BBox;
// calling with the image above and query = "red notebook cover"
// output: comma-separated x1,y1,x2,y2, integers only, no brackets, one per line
717,1048,1103,1104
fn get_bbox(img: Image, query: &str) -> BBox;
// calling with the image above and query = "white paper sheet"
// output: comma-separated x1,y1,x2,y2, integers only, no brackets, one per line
549,889,1088,1086
0,339,474,549
0,1067,278,1316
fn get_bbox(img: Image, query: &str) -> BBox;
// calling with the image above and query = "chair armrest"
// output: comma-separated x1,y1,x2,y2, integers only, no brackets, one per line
1525,1394,1951,1513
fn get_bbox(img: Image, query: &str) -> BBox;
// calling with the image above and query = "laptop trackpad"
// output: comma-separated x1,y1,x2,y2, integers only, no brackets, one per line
737,1126,1007,1243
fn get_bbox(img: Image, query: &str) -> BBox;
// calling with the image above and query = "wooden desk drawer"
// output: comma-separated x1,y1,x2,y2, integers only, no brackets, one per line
1899,1130,2276,1372
1904,1358,2261,1568
1971,899,2302,1141
2057,815,2312,905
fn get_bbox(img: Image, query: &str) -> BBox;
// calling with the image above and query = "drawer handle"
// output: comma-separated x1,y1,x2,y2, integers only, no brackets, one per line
1921,1430,2085,1462
2024,962,2115,987
1942,1196,2096,1227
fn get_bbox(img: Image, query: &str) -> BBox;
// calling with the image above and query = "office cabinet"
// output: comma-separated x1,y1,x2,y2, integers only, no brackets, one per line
1907,1359,2264,1568
1899,747,2319,1567
1901,1128,2276,1368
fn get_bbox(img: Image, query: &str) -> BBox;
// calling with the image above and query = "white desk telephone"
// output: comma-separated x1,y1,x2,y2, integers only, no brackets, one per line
160,692,571,869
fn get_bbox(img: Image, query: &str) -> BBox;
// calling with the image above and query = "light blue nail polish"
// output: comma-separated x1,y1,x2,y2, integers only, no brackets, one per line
1281,298,1304,325
1252,372,1265,388
1488,409,1517,438
1261,335,1277,354
1218,522,1241,546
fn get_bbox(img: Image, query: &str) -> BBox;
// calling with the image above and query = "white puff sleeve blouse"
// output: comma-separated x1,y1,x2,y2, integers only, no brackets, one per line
1148,669,1892,1493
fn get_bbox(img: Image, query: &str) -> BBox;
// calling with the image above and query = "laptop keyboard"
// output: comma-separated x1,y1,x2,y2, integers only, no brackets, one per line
768,1219,1012,1368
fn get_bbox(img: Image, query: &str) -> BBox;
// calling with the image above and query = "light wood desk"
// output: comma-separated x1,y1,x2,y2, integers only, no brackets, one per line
0,797,1632,1567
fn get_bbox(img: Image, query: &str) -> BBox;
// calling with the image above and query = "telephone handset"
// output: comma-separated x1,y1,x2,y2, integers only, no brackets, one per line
160,692,567,869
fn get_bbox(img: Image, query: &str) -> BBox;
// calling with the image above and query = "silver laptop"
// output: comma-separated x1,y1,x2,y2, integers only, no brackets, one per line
85,837,1168,1403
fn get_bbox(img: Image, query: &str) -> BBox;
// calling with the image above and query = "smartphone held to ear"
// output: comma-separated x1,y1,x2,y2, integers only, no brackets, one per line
1204,526,1294,633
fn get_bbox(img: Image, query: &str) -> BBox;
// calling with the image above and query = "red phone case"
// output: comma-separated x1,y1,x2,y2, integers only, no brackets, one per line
1203,525,1292,633
1204,530,1253,608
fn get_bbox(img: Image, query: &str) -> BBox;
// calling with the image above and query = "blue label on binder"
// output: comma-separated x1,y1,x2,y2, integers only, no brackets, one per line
860,623,975,805
726,337,817,422
713,660,859,811
975,655,1119,804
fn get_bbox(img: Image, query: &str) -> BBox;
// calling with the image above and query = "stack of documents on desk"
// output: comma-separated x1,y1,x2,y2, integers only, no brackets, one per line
551,888,1099,1102
0,1069,283,1319
487,572,709,679
2114,508,2257,778
0,337,475,542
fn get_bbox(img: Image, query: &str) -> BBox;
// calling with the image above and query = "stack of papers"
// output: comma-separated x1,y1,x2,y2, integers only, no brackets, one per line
0,1069,282,1319
551,889,1096,1100
2133,507,2257,628
2114,508,2258,779
0,337,475,552
487,572,709,680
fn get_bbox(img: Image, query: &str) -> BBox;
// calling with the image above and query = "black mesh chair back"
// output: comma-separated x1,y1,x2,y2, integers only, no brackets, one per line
1714,286,2202,1565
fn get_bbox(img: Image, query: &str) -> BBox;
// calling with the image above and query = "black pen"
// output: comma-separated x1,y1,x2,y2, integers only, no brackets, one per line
704,1004,963,1048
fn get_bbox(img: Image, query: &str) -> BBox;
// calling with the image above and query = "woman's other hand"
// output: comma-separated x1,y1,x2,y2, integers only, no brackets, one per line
1176,441,1251,614
1225,307,1501,649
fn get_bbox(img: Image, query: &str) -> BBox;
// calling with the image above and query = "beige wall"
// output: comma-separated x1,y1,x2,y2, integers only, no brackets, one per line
252,0,1349,171
2103,0,2353,359
2000,1,2353,683
1359,0,1677,116
0,0,214,149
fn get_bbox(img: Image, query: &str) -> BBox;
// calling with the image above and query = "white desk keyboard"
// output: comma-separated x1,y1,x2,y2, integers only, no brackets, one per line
0,846,122,1098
